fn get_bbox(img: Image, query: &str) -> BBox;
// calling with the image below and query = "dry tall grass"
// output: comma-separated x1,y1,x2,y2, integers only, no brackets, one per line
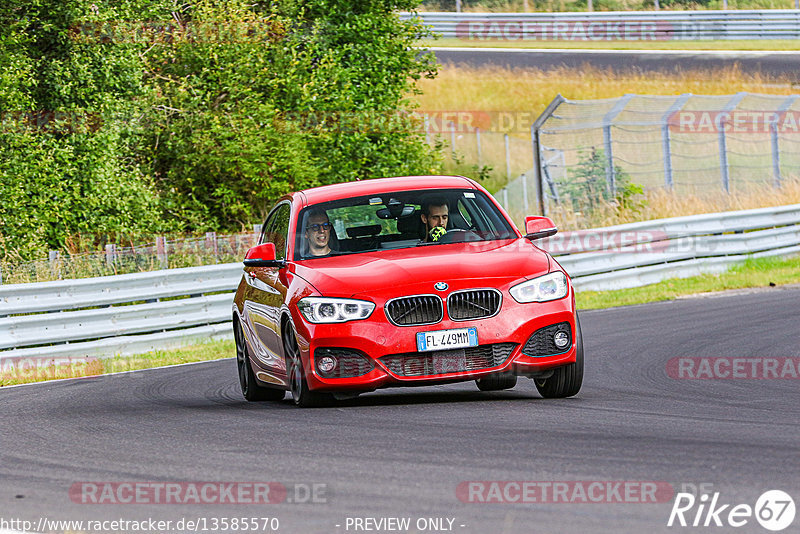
413,64,797,123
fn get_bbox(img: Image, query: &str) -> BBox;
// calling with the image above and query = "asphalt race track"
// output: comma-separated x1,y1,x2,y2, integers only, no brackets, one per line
432,47,800,79
1,287,799,534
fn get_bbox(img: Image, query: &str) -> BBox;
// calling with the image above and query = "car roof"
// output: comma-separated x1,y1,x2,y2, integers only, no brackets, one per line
298,175,479,206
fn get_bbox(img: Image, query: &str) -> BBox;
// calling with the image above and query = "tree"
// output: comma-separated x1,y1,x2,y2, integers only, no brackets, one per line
0,0,440,260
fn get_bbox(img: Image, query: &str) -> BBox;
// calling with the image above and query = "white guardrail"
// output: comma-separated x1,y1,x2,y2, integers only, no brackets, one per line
403,10,800,40
0,264,242,360
1,203,798,360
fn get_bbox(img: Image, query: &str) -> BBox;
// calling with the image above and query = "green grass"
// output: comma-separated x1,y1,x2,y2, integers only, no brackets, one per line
422,38,800,51
3,254,798,387
575,254,800,309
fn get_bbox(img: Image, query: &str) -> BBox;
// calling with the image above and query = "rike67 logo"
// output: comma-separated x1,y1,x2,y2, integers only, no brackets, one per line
667,490,795,531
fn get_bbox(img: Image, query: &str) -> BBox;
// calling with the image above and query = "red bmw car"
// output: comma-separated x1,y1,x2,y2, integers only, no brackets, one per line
233,176,583,407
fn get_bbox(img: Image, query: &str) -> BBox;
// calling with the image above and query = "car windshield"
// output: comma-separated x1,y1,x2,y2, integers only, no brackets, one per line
294,188,517,260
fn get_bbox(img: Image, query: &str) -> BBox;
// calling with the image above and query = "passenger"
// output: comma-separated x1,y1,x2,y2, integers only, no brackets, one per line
304,209,333,257
420,197,449,242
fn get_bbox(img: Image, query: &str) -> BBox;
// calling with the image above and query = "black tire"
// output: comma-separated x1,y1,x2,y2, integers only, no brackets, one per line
534,314,584,399
234,319,285,402
476,372,517,391
283,325,334,408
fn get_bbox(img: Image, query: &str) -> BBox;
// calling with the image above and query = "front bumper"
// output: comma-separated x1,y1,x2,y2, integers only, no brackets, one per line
293,293,577,392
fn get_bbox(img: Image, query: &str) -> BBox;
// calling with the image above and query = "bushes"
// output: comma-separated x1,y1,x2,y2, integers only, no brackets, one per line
0,0,172,260
0,0,438,261
556,148,646,226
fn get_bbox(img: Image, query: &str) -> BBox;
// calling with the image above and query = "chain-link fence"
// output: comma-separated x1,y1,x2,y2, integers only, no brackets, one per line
491,92,800,225
429,118,534,198
0,230,261,285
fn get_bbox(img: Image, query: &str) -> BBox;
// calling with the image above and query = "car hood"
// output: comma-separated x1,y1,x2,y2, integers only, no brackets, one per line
292,238,551,298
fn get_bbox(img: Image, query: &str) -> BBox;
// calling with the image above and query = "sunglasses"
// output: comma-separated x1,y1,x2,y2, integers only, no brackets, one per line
306,222,332,232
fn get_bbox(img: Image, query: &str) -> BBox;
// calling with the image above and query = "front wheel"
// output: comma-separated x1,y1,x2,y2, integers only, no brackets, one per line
283,326,334,408
234,319,285,402
534,314,584,399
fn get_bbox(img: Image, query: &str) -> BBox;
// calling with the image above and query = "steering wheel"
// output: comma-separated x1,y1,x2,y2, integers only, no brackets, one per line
436,229,481,244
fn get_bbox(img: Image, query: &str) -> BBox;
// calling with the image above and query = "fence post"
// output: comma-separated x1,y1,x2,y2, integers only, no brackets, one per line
521,172,529,214
719,92,747,193
542,159,560,206
602,94,635,196
661,93,691,189
105,244,116,268
455,0,461,12
504,134,511,183
532,126,546,216
771,95,798,188
49,250,60,279
531,95,565,216
205,231,218,262
450,121,456,158
476,127,482,167
424,115,430,145
156,236,168,269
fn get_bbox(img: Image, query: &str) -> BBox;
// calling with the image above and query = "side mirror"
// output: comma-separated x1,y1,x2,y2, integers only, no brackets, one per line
524,216,558,240
243,243,284,268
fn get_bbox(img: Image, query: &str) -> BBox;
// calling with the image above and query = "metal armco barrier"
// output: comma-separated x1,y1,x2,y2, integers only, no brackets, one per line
543,203,800,290
403,11,800,40
1,203,798,360
0,264,243,360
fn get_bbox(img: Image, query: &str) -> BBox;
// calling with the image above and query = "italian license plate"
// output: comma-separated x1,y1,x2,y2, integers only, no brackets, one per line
416,327,478,352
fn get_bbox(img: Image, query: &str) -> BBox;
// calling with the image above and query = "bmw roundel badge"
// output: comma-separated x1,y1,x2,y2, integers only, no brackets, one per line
434,282,448,291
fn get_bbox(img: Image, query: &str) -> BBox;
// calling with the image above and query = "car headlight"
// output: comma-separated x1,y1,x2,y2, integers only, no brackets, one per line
297,297,375,323
509,271,569,303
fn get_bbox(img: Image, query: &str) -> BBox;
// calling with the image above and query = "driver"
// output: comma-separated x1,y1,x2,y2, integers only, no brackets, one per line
304,209,333,257
421,197,449,242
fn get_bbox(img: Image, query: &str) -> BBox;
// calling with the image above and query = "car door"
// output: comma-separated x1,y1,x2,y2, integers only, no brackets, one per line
241,201,292,372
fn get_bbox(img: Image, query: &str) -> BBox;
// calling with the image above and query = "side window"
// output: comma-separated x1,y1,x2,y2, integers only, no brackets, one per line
260,214,276,245
457,199,475,229
262,203,291,260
